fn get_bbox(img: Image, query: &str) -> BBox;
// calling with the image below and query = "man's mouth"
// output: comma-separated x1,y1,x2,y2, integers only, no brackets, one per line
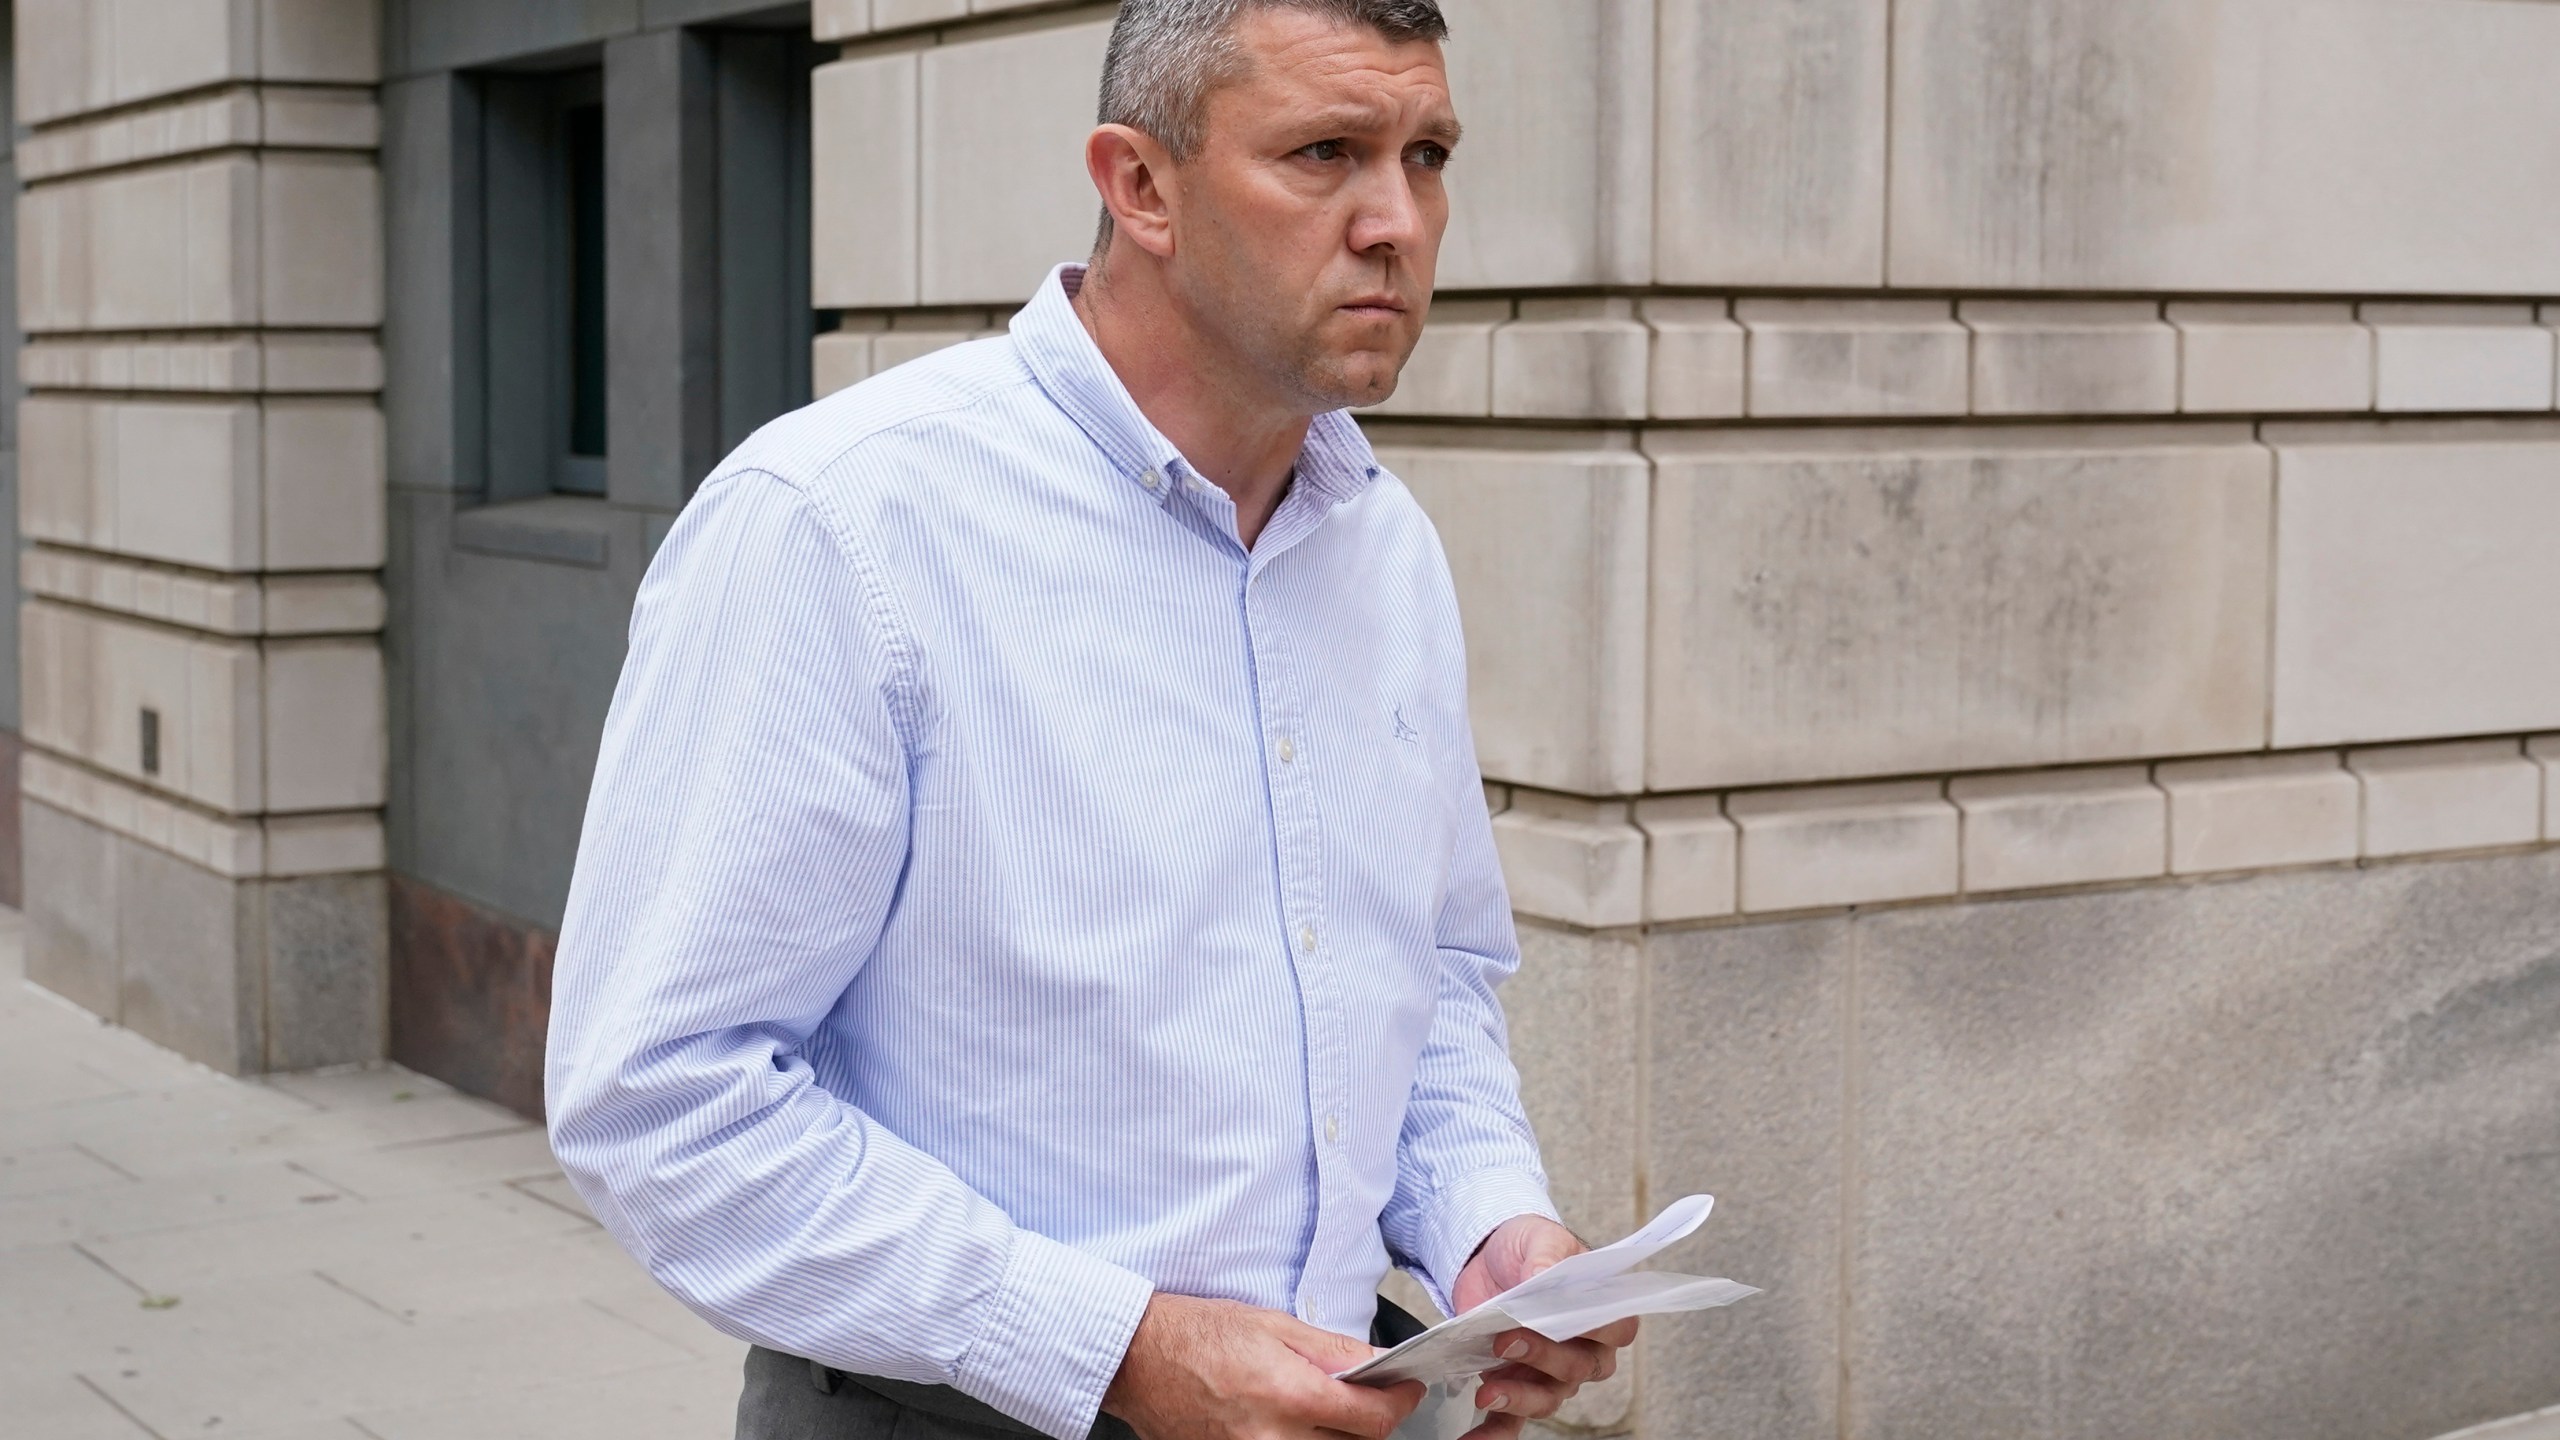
1339,296,1409,320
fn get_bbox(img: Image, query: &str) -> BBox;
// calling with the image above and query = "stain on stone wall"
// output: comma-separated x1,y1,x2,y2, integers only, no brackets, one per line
389,873,556,1119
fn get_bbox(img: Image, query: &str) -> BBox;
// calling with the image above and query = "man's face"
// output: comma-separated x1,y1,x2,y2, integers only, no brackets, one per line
1166,10,1458,412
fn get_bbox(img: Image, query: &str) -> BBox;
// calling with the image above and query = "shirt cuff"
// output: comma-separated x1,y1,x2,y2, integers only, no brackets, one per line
952,1227,1155,1440
1412,1166,1562,1315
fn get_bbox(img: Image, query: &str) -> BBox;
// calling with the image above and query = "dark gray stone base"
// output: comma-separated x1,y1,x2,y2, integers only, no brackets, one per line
22,799,387,1075
1545,850,2560,1440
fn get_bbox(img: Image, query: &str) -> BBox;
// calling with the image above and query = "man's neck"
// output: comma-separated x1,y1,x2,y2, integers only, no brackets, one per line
1071,259,1311,549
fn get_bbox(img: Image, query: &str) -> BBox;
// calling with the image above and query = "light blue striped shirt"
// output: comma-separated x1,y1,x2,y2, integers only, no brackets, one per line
546,264,1557,1440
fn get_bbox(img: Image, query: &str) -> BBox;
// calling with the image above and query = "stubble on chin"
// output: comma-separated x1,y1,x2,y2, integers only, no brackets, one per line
1294,319,1419,412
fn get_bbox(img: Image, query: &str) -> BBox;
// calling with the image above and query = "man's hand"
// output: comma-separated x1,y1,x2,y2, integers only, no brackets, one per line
1102,1292,1427,1440
1449,1216,1638,1440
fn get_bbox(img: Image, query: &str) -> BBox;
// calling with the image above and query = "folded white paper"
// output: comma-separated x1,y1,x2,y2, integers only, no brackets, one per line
1340,1195,1759,1389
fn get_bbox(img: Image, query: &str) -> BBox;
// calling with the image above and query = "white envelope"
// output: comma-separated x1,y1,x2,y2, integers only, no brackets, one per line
1340,1195,1759,1389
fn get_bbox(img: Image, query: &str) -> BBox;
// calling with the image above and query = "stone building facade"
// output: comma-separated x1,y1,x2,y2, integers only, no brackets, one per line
12,2,2560,1438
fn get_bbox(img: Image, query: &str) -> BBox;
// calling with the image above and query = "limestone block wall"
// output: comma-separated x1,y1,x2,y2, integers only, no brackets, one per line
799,1,2560,1435
13,0,389,1075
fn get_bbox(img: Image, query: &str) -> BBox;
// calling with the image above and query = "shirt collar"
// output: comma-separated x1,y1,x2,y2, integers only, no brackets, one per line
1010,264,1384,512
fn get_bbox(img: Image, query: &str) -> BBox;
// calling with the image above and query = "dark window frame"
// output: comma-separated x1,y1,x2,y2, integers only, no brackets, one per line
479,63,609,502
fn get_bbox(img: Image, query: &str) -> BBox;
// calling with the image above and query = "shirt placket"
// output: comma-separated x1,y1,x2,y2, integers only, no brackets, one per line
1242,551,1351,1330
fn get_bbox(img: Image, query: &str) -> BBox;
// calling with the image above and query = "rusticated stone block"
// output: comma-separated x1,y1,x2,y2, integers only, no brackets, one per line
2158,751,2358,876
259,153,383,328
811,330,874,400
872,0,967,29
1889,0,2560,295
263,399,388,571
1435,0,1653,289
21,601,384,817
2266,422,2560,748
812,0,870,39
15,0,372,126
1377,428,1648,796
263,639,387,814
21,599,264,813
2347,739,2541,859
20,396,384,573
1641,298,1746,420
2362,304,2558,415
1728,780,1958,914
1491,298,1649,421
1951,765,2167,894
1646,426,2272,790
918,20,1113,304
2173,303,2373,414
18,152,379,333
1635,793,1737,923
1962,300,2177,417
1657,0,1888,286
811,50,920,309
1490,791,1645,929
1738,298,1968,418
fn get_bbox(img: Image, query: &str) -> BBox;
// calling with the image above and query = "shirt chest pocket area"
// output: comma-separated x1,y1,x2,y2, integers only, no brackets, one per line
1311,703,1459,962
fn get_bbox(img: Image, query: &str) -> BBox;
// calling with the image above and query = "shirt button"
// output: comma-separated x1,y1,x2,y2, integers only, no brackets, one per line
1140,467,1163,492
1324,1115,1341,1144
1277,736,1296,764
1299,925,1317,954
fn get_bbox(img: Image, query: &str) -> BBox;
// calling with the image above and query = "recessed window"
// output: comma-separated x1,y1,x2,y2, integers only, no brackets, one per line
565,99,607,481
480,66,608,500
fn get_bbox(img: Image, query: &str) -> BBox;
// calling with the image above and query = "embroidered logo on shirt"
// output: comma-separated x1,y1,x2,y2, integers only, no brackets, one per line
1392,707,1421,745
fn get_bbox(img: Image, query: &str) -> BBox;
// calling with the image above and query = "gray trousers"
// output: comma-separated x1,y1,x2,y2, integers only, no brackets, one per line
738,1300,1429,1439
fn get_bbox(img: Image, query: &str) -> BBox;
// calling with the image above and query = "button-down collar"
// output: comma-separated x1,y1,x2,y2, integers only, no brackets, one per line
1010,264,1384,523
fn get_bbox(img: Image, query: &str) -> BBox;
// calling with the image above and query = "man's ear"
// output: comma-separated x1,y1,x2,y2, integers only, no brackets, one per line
1086,124,1179,260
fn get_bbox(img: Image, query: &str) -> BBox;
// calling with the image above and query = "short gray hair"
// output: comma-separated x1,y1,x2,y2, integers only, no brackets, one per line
1097,0,1451,161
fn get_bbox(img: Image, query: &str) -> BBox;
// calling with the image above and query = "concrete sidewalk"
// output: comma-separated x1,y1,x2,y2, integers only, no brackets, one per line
1,910,746,1440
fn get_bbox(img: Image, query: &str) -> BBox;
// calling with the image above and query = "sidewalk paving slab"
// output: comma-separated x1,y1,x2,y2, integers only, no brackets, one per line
2,908,747,1439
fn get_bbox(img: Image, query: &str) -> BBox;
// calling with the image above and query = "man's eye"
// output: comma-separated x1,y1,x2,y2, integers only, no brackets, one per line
1410,143,1451,170
1299,139,1348,162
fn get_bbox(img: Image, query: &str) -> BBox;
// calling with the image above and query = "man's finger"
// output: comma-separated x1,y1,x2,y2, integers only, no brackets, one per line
1458,1412,1526,1440
1487,1329,1606,1386
1472,1363,1579,1420
1303,1377,1424,1440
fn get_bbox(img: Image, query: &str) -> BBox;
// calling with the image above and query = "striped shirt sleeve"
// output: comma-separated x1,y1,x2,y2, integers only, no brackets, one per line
544,469,1154,1440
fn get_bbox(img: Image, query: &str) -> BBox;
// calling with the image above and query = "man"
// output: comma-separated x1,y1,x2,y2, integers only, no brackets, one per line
546,3,1635,1438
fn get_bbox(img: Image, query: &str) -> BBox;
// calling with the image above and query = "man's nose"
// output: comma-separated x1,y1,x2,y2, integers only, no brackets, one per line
1347,162,1428,256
